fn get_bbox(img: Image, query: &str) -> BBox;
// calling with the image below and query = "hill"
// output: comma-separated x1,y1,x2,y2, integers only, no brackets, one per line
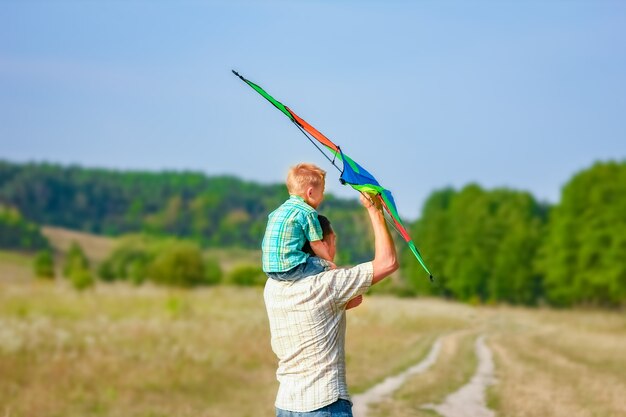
0,159,372,264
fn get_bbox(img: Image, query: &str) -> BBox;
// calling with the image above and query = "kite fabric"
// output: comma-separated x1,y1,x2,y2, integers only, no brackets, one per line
232,70,433,280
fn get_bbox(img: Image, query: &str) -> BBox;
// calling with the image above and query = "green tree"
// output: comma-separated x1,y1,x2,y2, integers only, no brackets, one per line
34,249,55,279
539,161,626,306
148,241,207,287
0,205,49,251
0,160,368,261
403,185,547,305
228,264,265,286
63,241,90,278
204,257,223,285
97,235,152,283
403,188,456,297
70,267,94,291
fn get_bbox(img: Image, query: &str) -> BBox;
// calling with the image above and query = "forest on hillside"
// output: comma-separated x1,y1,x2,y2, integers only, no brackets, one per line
1,159,625,307
402,160,626,307
0,160,371,264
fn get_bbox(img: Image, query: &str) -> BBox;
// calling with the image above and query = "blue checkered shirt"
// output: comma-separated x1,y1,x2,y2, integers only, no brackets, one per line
262,195,324,273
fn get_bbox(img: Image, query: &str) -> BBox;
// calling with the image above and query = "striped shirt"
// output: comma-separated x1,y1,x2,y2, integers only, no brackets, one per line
262,195,324,273
264,262,374,412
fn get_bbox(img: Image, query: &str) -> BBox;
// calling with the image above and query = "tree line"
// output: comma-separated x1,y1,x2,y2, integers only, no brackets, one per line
1,159,625,307
403,160,626,307
0,204,49,251
0,160,373,264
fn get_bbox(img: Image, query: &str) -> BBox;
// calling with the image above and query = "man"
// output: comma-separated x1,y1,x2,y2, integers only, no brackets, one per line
264,192,399,417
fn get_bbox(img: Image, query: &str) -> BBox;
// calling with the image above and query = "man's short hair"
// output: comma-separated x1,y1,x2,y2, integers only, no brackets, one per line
302,215,333,256
286,163,326,195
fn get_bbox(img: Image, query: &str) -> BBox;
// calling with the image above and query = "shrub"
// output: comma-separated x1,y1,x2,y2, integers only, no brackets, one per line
204,257,222,285
228,264,266,286
98,235,152,282
148,241,207,287
70,267,94,291
63,241,90,278
34,250,55,279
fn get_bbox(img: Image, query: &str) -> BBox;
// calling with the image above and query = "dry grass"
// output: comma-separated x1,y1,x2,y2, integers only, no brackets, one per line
0,284,278,417
1,239,625,417
345,297,476,393
42,226,117,263
0,251,34,284
366,330,478,417
487,307,626,417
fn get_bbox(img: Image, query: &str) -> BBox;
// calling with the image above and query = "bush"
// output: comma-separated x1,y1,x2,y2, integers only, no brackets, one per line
228,264,266,286
63,241,90,278
34,250,55,279
70,267,94,291
99,235,226,287
98,235,152,282
204,257,222,285
148,241,207,287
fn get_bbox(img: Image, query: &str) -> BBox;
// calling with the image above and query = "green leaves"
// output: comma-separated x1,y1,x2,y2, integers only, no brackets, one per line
405,185,547,305
539,161,626,307
0,205,50,251
403,160,626,307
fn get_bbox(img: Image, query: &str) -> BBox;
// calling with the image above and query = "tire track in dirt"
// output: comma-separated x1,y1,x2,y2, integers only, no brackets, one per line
423,335,496,417
352,337,442,417
352,335,497,417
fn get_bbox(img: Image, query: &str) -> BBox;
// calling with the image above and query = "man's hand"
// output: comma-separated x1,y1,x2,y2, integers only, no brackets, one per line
359,192,382,211
346,295,363,310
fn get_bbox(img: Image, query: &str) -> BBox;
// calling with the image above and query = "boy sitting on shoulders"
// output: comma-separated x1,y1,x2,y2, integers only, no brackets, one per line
262,163,334,281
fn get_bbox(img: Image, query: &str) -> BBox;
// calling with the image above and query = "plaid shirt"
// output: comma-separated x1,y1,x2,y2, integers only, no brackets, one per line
264,262,374,412
262,195,324,273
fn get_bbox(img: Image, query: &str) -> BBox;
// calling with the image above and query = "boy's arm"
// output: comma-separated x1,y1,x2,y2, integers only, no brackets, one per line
309,239,334,263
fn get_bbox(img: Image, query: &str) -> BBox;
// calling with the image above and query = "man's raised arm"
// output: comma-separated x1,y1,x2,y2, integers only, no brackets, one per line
360,193,399,284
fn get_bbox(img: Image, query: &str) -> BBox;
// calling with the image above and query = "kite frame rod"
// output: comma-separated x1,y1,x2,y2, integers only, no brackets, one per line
291,120,407,240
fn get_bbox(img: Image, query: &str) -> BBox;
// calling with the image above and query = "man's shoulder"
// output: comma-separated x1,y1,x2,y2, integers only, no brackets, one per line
314,262,374,304
317,262,374,279
309,262,374,290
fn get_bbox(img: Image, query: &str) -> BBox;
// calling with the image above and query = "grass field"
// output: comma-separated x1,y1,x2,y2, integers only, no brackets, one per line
1,230,625,417
2,281,625,417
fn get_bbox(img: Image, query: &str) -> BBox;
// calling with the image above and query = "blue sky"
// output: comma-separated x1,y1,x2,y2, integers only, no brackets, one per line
1,0,625,219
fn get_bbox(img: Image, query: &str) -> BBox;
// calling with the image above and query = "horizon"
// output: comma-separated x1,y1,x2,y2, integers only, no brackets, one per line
3,155,619,222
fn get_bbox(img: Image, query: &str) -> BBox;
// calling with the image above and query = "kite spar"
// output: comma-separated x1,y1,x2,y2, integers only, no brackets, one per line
232,70,433,281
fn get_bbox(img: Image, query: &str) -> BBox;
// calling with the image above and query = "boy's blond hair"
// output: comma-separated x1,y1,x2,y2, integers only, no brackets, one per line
286,163,326,195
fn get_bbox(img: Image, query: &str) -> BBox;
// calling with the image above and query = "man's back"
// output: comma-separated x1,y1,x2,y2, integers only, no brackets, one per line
264,263,373,412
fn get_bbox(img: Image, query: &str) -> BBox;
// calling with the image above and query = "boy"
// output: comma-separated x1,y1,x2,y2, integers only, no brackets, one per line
262,163,334,281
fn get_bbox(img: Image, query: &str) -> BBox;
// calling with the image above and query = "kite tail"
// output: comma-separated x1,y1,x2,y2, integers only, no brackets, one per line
378,194,434,281
408,241,434,282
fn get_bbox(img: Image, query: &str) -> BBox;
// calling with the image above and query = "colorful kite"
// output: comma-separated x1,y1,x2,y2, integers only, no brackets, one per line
233,70,433,280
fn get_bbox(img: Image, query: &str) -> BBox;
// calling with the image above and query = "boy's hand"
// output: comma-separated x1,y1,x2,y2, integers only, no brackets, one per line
346,295,363,310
